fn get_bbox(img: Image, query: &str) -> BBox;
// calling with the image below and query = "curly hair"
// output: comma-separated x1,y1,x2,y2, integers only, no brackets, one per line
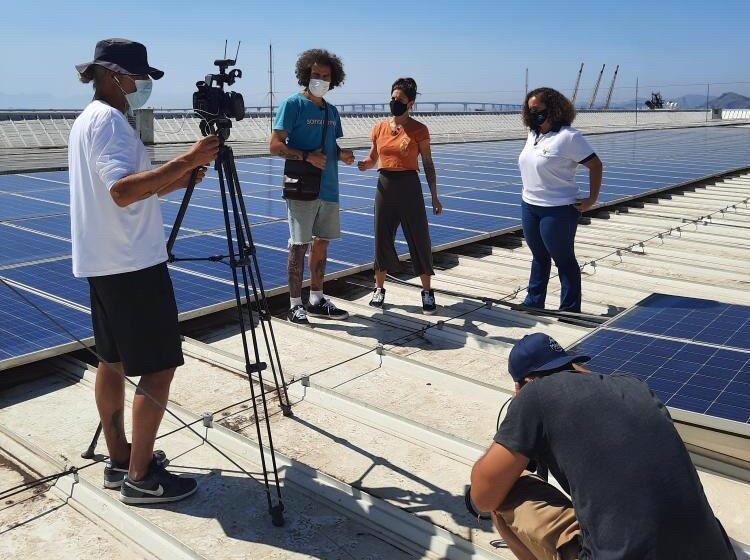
391,77,418,101
295,49,345,91
522,87,576,128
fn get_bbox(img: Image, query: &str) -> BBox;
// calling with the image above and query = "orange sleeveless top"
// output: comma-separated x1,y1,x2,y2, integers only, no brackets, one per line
371,118,430,171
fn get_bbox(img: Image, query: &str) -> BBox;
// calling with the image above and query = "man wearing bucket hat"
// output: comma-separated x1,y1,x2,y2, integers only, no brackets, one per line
69,38,219,505
469,333,736,560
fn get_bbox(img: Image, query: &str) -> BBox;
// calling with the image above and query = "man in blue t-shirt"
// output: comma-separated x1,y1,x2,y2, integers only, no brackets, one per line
269,48,354,324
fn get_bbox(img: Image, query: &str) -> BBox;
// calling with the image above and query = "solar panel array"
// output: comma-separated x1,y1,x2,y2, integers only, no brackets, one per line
569,294,750,426
607,294,750,351
1,126,750,369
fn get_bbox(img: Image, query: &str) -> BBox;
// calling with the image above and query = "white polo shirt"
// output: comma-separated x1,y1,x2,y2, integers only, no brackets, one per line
68,100,167,278
518,125,595,207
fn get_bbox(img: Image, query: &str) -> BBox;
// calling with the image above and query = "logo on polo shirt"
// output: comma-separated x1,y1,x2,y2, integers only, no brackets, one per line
548,337,563,352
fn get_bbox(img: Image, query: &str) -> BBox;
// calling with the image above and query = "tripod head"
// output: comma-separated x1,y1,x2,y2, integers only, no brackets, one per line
193,44,245,140
207,58,242,86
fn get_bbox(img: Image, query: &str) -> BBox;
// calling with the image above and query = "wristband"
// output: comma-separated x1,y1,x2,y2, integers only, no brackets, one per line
302,152,309,162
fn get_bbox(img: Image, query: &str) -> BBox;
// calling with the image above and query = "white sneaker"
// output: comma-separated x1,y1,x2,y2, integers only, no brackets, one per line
369,288,386,308
288,304,309,324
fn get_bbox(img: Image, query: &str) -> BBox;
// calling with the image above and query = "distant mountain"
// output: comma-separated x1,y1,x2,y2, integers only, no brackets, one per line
607,94,705,110
672,94,711,109
605,91,750,110
607,99,639,110
709,92,750,109
669,92,750,109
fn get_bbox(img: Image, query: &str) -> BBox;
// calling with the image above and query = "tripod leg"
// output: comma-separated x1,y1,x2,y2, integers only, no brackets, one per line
166,169,200,259
216,146,285,526
226,150,293,415
81,422,103,459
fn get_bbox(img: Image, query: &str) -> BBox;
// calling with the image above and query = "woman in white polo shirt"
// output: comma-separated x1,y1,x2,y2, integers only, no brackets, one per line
518,87,603,313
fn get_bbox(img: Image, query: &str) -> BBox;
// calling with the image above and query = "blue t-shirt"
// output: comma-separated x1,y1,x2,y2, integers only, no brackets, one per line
273,93,344,203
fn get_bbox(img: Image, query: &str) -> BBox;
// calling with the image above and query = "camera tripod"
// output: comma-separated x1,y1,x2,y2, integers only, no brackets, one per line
82,119,292,527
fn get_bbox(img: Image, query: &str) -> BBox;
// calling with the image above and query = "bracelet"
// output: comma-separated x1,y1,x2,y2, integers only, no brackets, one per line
302,152,308,162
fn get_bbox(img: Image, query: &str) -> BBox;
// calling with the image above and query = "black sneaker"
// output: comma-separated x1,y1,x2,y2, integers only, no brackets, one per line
421,290,437,315
288,304,309,325
369,288,386,308
104,450,169,489
307,297,349,320
120,464,198,505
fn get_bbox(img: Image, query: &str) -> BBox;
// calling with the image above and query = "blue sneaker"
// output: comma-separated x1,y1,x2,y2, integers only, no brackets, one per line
307,297,349,320
103,450,169,489
120,463,197,505
421,290,437,315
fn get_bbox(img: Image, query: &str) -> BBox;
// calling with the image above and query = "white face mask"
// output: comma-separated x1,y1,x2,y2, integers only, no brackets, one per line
115,75,153,109
307,78,330,98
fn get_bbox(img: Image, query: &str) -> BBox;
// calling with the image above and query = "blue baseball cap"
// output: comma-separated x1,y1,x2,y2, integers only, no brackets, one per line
508,333,590,383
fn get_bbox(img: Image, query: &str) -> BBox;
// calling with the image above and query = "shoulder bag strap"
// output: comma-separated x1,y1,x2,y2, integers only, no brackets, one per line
318,101,329,152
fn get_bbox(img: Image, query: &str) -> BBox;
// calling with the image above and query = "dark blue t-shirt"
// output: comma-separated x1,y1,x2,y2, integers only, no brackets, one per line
495,371,736,560
273,93,344,203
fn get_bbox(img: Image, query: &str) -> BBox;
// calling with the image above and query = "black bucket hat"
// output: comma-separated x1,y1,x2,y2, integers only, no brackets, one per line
76,38,164,80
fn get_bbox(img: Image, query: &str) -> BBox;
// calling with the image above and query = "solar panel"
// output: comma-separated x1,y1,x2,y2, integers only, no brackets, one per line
0,172,69,193
607,294,750,351
569,329,750,424
0,258,238,315
0,283,92,364
1,126,749,370
3,215,72,239
0,224,70,266
168,233,350,290
0,194,65,221
22,188,71,205
0,259,88,304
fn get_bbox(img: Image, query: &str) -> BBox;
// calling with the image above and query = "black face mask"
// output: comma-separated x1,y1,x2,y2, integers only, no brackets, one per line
529,109,549,131
390,99,409,117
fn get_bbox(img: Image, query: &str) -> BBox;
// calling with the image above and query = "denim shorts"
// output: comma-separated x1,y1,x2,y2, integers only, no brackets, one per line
286,198,341,246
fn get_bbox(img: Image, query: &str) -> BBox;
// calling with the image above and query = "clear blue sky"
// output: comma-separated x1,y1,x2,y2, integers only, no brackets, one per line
1,0,748,109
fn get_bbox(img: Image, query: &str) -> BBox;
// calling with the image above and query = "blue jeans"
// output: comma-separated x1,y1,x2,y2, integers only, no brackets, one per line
521,201,582,312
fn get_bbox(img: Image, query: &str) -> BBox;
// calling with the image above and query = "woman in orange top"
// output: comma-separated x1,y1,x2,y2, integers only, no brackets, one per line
357,77,443,314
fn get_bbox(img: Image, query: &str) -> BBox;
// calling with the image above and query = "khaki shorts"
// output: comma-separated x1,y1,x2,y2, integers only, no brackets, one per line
286,198,341,246
494,473,581,560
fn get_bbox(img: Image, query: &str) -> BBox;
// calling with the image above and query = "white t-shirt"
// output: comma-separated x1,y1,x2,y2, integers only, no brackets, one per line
518,126,595,207
68,100,167,278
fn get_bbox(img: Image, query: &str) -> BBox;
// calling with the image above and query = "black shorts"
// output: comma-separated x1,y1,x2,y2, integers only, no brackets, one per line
88,262,184,376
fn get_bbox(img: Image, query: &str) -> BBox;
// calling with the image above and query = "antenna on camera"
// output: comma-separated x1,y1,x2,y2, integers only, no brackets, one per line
234,41,241,64
224,39,228,59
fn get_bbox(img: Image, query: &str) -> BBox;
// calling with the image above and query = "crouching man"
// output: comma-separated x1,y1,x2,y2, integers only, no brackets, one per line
470,333,736,560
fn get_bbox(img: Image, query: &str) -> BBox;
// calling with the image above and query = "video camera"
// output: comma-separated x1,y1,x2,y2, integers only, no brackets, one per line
192,57,245,139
